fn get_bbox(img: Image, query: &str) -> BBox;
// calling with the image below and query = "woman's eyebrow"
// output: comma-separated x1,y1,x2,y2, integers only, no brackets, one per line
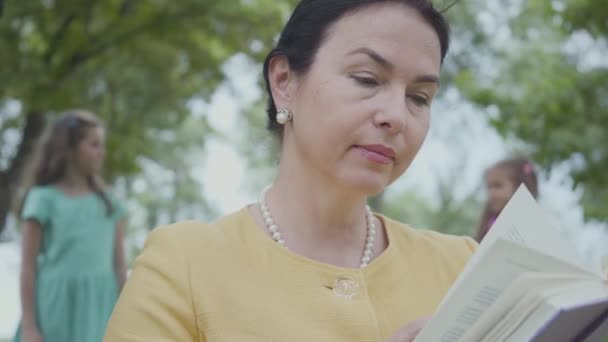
347,47,394,71
347,47,440,86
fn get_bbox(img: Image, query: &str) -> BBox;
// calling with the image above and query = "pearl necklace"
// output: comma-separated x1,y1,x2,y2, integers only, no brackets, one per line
259,185,377,268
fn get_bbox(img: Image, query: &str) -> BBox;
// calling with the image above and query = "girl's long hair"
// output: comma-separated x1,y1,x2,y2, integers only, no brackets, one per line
475,157,538,242
24,110,113,216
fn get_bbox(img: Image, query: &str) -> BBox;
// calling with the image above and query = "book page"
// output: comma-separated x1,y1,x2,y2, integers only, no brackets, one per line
462,273,588,341
416,186,603,342
456,186,602,294
481,288,548,342
414,238,598,342
506,282,608,341
485,281,607,341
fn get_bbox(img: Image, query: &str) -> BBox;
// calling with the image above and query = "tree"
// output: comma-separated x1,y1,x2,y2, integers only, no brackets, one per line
0,0,291,231
452,0,608,222
382,153,483,236
383,186,481,236
127,115,218,231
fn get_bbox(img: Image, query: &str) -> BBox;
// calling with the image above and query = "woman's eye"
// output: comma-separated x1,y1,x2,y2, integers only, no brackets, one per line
351,75,379,87
408,94,430,106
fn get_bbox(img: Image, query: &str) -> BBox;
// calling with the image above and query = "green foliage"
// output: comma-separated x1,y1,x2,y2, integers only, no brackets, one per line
234,99,279,197
0,0,291,231
128,115,218,229
0,0,289,175
383,172,482,237
452,0,608,222
383,189,480,236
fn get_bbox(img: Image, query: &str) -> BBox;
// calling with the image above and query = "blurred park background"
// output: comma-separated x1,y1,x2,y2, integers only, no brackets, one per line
0,0,607,339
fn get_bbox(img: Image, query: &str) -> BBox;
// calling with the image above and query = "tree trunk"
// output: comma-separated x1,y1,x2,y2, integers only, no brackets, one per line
0,112,46,234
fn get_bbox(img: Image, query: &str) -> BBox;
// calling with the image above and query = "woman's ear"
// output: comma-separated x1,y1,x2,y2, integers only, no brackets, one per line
268,55,297,108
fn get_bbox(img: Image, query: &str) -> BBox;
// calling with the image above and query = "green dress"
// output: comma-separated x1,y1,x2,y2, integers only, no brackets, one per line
14,185,125,342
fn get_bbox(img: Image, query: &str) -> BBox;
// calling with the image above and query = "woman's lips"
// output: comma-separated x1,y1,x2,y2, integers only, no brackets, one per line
355,144,395,165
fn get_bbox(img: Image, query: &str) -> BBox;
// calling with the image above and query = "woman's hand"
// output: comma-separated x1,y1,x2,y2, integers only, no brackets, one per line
22,326,43,342
387,316,431,342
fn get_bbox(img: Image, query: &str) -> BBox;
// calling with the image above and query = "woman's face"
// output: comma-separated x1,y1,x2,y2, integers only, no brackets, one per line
74,126,106,175
485,167,517,213
275,3,442,195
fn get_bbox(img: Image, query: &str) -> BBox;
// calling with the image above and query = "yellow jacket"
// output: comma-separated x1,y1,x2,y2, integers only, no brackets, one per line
105,208,476,341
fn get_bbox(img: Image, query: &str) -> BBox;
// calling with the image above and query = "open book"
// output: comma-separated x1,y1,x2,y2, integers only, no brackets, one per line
415,186,608,342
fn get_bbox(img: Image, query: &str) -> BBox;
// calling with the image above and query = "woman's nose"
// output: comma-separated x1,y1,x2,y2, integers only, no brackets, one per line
373,91,408,134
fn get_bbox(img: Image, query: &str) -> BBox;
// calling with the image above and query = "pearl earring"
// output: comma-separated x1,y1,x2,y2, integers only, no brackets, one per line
276,108,293,125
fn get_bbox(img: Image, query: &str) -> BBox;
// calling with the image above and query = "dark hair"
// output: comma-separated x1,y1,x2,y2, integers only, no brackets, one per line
262,0,451,138
475,157,539,242
26,110,114,216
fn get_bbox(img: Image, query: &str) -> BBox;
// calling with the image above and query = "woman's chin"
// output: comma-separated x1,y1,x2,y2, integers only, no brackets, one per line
340,175,390,198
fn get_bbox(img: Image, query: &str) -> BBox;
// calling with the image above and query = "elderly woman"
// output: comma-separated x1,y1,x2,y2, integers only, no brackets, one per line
104,0,476,341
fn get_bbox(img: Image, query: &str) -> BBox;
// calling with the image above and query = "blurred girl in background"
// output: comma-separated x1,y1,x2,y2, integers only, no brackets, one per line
475,157,538,242
14,110,127,342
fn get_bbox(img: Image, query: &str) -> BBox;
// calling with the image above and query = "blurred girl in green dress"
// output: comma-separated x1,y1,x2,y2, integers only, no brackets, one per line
14,110,127,342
